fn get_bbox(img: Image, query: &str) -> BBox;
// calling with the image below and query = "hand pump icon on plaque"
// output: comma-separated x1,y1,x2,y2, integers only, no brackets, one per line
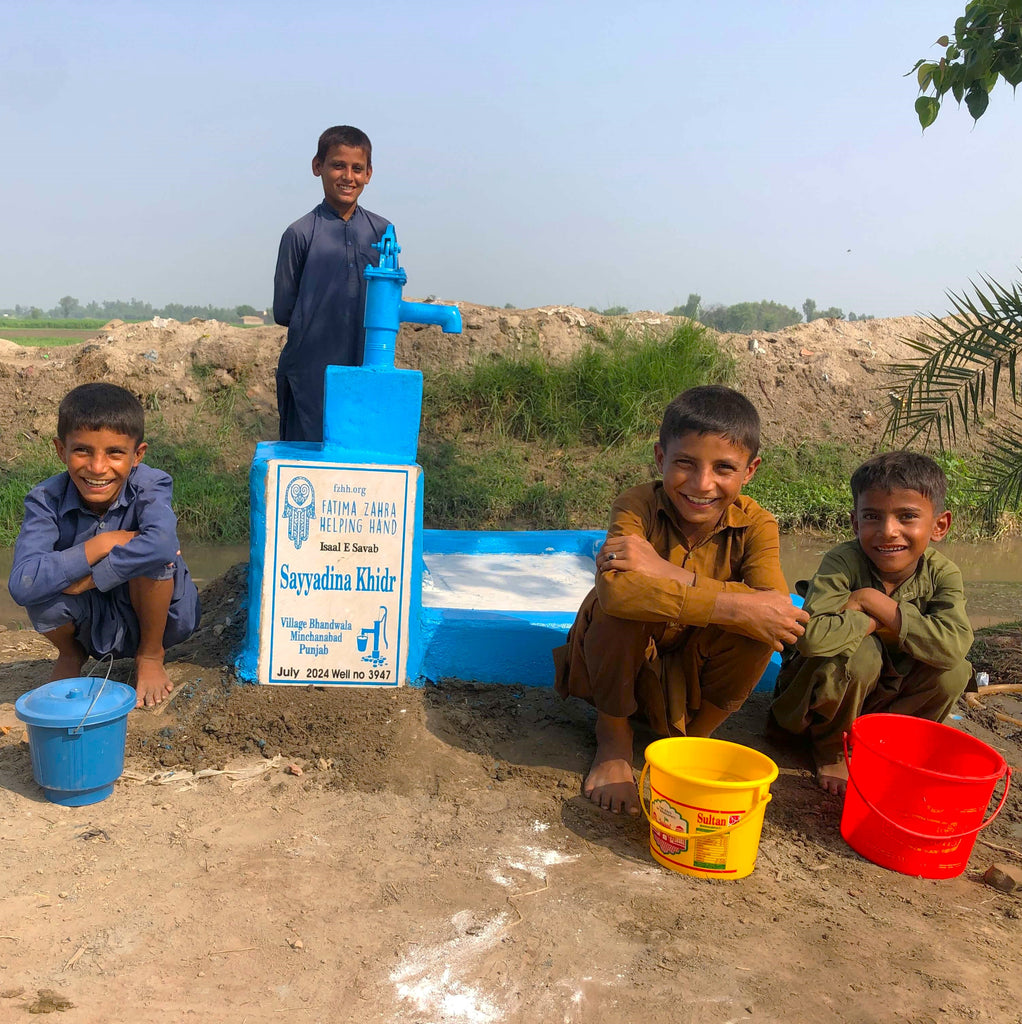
357,607,389,667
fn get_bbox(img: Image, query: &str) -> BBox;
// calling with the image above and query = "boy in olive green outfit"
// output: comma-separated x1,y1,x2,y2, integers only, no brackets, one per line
771,452,973,796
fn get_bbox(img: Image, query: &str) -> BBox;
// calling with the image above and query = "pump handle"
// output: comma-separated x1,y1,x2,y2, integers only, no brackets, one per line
372,226,401,270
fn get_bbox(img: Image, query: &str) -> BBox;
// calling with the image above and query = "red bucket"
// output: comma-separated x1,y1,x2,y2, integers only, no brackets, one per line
841,714,1011,879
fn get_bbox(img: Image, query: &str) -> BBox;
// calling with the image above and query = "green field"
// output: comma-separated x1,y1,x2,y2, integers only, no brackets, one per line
0,329,97,346
0,318,109,330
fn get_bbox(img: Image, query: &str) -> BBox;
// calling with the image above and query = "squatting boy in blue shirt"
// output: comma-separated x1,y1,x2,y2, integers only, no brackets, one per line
273,124,391,442
8,384,200,707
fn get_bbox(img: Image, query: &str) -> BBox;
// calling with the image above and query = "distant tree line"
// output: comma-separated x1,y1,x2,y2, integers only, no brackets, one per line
580,296,875,330
665,294,873,331
4,297,265,323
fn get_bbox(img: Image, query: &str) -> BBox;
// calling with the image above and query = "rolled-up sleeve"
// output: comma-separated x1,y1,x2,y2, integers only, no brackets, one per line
595,489,736,627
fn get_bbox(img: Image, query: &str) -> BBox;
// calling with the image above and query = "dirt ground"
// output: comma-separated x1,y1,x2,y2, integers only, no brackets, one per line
2,310,1022,1022
0,564,1020,1023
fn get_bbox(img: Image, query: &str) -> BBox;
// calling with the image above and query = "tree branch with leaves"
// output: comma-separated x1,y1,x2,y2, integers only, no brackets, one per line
911,0,1022,127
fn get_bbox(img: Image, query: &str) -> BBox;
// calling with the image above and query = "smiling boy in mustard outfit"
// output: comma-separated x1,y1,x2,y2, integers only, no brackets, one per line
555,386,809,815
770,452,973,796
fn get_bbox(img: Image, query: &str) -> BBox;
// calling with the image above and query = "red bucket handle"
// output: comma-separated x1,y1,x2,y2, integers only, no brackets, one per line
843,731,1012,842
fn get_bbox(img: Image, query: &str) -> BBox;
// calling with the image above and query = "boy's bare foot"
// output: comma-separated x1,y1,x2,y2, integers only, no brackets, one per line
816,759,848,797
49,652,87,682
42,626,88,682
134,655,173,708
584,713,640,815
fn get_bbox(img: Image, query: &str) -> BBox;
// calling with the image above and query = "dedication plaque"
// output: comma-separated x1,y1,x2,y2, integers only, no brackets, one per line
259,461,418,686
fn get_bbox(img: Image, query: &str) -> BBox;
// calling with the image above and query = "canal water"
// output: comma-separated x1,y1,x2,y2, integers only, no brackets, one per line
0,537,1018,632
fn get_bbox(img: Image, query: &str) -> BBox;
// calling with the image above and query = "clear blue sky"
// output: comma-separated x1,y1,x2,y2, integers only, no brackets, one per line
2,0,1020,318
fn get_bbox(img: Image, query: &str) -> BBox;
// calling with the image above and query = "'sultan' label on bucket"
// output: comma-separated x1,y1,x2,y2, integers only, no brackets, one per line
694,813,742,871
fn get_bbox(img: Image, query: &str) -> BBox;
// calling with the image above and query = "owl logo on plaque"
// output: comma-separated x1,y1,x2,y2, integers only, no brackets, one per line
282,475,315,550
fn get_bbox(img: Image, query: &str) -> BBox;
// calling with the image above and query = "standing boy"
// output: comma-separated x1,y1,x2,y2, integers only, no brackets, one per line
8,384,200,707
273,125,391,442
555,386,809,815
771,452,973,796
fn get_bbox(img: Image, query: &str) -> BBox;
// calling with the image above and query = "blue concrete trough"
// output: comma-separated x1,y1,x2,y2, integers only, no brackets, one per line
417,529,790,693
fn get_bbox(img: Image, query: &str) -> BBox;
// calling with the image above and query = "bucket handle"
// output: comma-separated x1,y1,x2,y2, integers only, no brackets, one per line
638,762,772,841
843,732,1012,842
70,654,116,735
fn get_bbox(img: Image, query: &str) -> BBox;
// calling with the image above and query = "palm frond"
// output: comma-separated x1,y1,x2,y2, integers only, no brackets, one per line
883,274,1022,447
975,409,1022,525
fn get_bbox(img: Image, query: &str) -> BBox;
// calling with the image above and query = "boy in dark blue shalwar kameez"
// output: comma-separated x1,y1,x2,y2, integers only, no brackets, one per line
9,384,200,708
273,125,391,442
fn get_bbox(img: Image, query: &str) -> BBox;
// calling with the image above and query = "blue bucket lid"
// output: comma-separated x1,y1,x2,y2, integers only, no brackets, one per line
15,676,135,729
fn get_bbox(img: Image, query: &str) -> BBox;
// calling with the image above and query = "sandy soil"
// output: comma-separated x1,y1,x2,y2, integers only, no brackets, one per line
0,564,1021,1023
2,311,1021,1022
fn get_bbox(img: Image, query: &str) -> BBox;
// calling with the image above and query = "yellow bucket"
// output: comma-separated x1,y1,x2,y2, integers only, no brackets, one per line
639,737,778,880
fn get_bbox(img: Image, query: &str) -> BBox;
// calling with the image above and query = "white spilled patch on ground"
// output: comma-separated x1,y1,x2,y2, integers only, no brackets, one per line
390,911,508,1024
505,845,579,877
530,820,550,832
422,552,595,611
488,844,579,886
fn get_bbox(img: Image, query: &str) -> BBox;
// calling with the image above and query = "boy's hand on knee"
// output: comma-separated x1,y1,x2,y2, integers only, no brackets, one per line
714,591,809,651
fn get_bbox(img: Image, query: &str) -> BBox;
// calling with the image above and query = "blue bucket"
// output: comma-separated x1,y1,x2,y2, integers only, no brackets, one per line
15,676,135,806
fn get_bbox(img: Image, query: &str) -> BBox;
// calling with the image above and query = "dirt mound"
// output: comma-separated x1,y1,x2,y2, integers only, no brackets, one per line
724,316,933,444
0,307,938,460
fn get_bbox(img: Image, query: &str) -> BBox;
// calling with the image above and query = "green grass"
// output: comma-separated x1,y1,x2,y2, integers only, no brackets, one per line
422,322,733,447
746,443,861,533
8,335,87,348
0,318,110,330
419,439,651,529
144,439,249,541
0,440,250,546
0,447,65,543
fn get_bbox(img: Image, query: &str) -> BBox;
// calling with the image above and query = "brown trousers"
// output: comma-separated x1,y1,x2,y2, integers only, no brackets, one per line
771,634,971,764
553,589,774,735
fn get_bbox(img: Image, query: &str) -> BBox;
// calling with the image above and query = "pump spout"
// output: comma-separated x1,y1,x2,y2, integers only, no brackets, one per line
398,300,462,334
362,225,462,368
